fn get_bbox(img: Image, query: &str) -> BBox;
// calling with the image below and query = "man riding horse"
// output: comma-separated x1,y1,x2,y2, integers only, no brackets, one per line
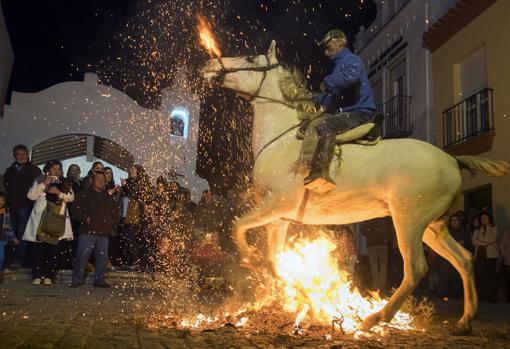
300,29,376,193
201,36,508,335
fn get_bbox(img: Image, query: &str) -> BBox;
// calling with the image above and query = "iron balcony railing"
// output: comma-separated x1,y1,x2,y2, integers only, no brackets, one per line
376,95,413,138
443,88,494,149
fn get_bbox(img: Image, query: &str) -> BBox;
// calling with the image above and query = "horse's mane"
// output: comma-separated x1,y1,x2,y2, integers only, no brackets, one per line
278,66,317,120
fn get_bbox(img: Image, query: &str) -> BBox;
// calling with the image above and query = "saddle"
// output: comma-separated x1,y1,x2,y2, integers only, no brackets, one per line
334,113,383,146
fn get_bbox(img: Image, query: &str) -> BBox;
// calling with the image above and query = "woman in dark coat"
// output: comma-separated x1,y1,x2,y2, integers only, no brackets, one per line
120,164,150,269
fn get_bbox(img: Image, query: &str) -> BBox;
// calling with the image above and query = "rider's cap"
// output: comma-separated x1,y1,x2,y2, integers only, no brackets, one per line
320,29,347,45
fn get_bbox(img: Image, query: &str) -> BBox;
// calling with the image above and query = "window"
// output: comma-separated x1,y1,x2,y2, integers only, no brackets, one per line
171,117,185,137
170,107,189,138
389,59,406,98
459,46,487,99
383,58,410,137
393,75,406,97
443,47,492,149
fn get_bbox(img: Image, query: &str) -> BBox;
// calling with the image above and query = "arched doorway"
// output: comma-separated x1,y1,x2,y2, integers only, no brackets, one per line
31,134,134,181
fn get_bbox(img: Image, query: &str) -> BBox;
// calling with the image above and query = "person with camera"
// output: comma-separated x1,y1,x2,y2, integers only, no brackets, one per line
71,171,120,288
23,160,74,286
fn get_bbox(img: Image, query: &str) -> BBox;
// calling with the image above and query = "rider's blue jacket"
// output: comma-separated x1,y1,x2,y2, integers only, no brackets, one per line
314,48,376,120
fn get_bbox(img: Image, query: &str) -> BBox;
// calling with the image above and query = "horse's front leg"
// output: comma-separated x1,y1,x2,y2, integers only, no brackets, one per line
233,196,294,269
266,220,291,274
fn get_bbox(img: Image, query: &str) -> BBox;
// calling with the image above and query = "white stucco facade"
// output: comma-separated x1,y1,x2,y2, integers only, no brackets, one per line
0,71,209,201
0,3,14,116
354,0,457,143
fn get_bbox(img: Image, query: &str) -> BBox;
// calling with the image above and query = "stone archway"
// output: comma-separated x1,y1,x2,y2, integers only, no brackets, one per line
31,133,134,172
0,71,209,202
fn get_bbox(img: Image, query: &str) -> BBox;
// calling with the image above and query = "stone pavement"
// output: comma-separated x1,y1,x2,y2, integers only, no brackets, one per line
1,270,510,348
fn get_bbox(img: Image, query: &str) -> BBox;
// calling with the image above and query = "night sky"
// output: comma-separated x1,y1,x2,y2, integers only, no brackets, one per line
2,0,376,190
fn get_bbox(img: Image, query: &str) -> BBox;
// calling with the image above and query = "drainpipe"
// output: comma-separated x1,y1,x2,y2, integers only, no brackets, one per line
425,2,433,144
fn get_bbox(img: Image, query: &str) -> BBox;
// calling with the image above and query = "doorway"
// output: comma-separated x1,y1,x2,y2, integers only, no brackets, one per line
463,183,492,225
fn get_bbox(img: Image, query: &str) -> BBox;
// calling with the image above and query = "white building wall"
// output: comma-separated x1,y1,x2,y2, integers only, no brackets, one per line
0,4,14,115
0,72,209,201
354,0,457,143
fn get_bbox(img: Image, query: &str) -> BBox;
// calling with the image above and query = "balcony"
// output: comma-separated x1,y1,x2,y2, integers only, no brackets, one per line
376,95,413,138
443,88,495,155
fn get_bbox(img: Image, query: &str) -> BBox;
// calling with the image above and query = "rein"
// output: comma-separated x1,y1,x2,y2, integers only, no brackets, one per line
210,54,314,223
254,122,303,161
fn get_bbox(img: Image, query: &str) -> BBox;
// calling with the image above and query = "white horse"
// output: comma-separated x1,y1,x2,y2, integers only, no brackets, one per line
201,41,508,334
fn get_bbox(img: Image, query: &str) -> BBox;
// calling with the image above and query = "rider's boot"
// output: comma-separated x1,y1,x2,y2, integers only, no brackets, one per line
303,135,336,194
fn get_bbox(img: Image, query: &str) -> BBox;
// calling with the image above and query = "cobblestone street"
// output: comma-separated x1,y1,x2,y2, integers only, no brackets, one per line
1,270,510,349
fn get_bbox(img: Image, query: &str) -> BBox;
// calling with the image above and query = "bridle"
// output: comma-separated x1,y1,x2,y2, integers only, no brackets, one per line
212,54,298,108
208,54,307,160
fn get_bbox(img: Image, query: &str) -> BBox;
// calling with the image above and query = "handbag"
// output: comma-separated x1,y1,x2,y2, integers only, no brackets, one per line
37,201,66,245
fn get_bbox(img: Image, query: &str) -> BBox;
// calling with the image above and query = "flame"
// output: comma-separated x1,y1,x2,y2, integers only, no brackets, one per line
197,14,222,58
274,236,414,335
235,317,249,327
172,235,415,337
180,314,219,328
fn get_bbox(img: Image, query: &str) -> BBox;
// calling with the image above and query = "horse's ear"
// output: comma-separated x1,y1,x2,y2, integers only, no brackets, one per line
267,40,277,61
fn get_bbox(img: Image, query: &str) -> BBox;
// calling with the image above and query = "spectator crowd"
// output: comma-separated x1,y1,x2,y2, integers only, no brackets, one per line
0,144,243,288
0,144,509,303
353,212,510,303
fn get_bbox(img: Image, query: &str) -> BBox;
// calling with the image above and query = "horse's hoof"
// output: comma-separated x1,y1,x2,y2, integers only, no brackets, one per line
359,313,381,332
451,322,472,336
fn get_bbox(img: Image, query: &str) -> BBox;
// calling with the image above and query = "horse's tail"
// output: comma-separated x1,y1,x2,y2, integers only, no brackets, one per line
455,155,509,177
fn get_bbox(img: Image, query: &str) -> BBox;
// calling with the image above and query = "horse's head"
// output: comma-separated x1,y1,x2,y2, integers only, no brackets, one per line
202,40,279,100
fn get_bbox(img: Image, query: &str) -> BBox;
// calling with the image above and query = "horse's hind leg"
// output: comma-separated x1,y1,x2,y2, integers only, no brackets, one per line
360,218,428,331
423,220,477,335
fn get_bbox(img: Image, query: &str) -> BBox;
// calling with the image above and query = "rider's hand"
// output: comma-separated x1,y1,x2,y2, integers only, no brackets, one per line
320,82,326,92
297,127,307,140
297,119,311,140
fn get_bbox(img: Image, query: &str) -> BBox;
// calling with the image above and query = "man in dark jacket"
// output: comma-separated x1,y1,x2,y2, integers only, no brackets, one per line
3,144,42,267
299,29,375,193
70,171,120,288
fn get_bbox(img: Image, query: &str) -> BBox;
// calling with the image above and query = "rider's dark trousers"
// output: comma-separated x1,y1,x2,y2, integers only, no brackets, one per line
300,112,368,162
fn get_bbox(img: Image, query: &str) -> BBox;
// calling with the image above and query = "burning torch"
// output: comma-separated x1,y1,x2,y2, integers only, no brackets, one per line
197,13,228,75
197,14,222,60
